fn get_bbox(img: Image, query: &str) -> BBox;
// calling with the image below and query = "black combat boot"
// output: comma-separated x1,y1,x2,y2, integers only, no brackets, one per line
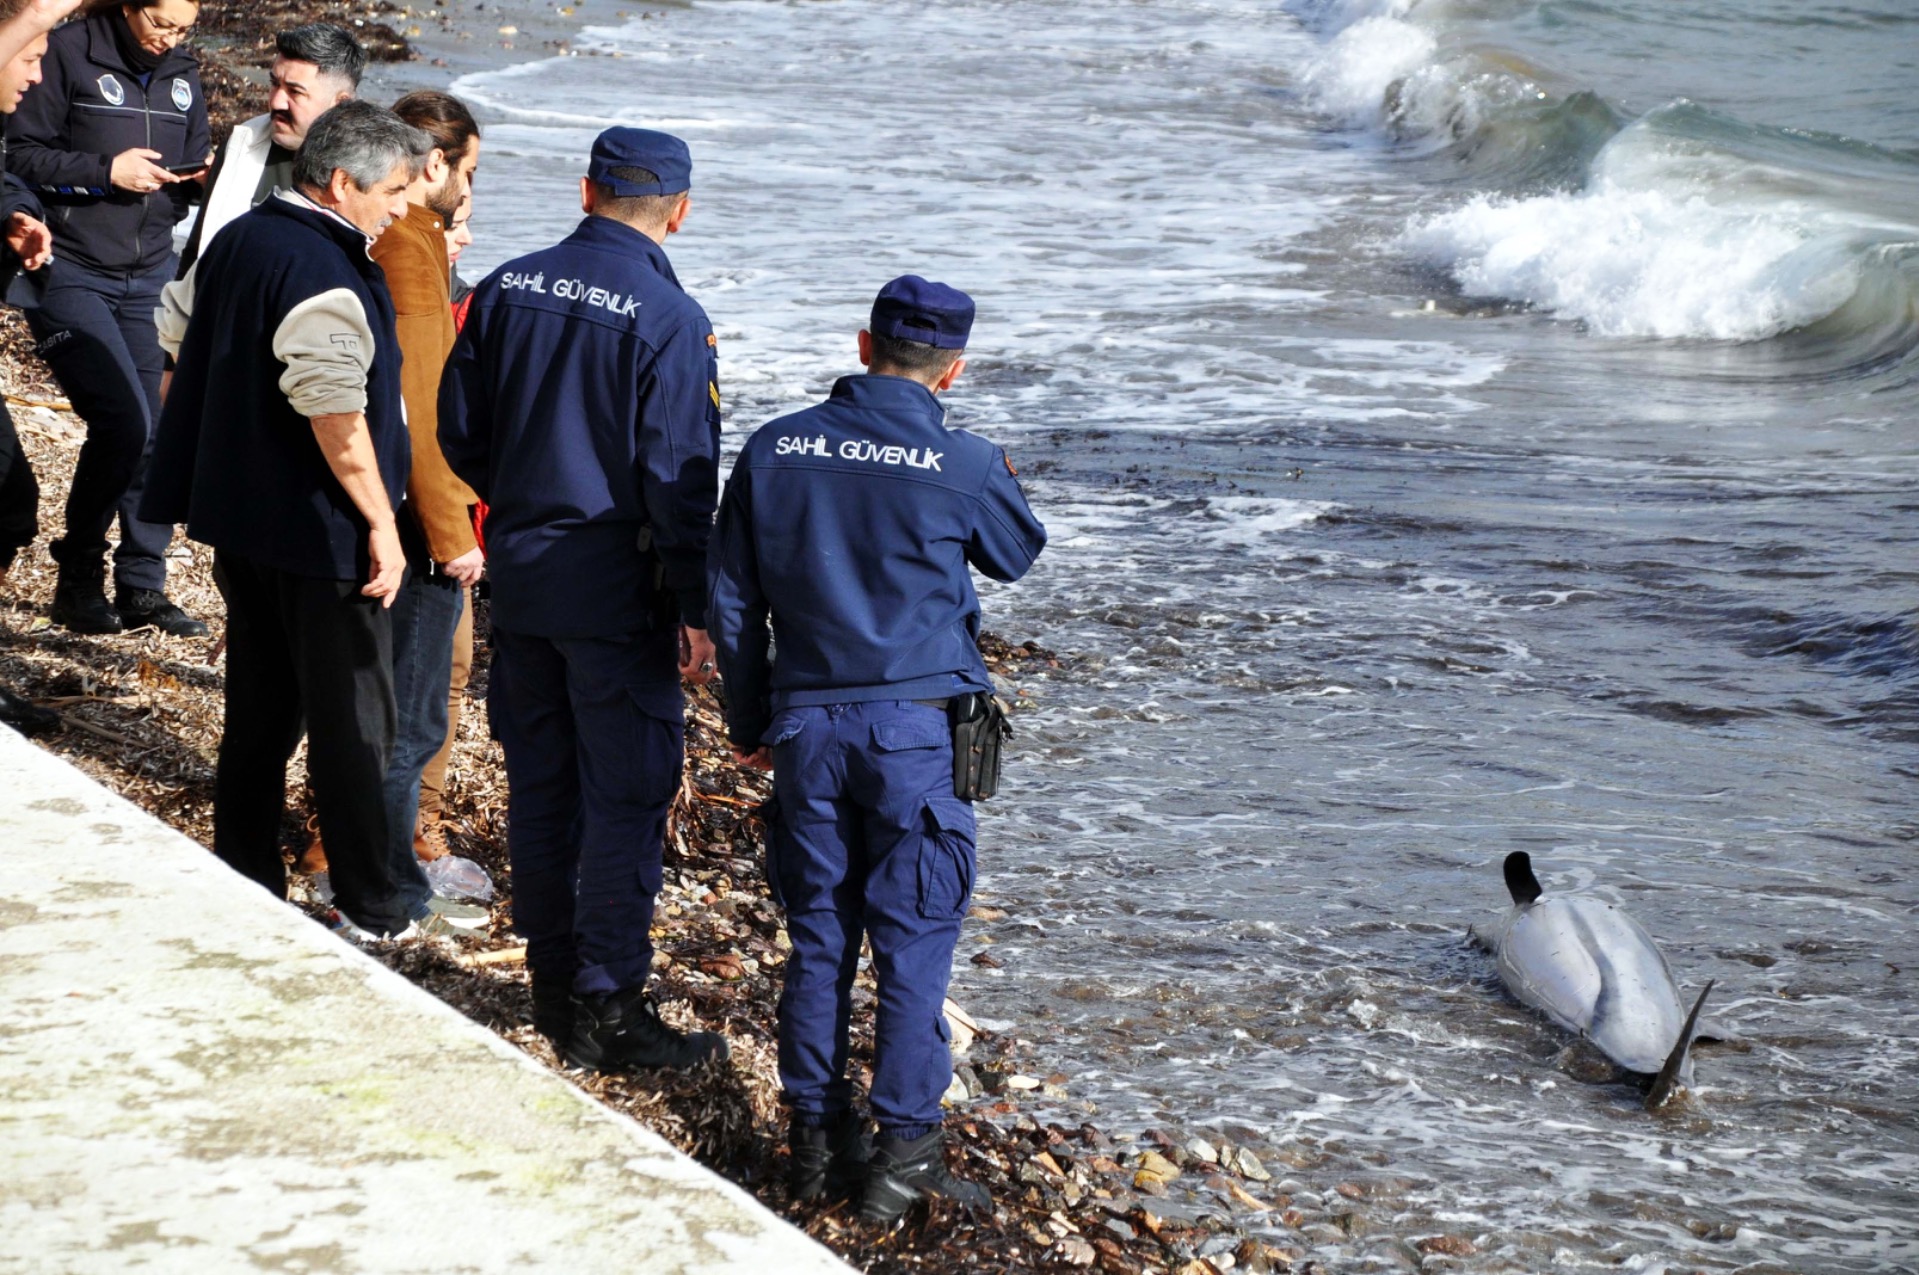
529,975,575,1048
860,1128,991,1223
789,1111,870,1203
563,985,729,1073
0,683,60,735
116,587,209,637
49,563,121,634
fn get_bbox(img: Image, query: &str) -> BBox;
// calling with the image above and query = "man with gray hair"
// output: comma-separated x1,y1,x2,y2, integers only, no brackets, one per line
142,101,484,942
175,21,364,275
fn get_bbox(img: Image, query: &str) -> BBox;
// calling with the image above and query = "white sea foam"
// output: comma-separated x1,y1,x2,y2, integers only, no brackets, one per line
1402,176,1867,341
1200,495,1335,546
1302,15,1436,127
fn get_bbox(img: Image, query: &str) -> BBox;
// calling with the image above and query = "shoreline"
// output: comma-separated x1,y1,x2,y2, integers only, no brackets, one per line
0,5,1425,1272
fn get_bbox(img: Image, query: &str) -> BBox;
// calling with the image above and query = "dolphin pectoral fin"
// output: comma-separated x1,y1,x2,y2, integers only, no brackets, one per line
1644,980,1715,1112
1503,852,1543,906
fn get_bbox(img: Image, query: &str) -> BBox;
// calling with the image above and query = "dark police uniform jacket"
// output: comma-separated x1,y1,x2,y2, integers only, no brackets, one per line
141,195,408,581
707,374,1047,748
4,9,208,276
439,215,721,639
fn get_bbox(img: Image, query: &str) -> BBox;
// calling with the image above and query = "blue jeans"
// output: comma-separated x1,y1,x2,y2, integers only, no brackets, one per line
28,259,176,590
380,567,463,920
491,625,683,996
766,700,976,1137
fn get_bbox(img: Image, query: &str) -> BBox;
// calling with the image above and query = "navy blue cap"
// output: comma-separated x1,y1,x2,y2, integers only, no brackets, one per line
588,127,691,196
870,275,974,350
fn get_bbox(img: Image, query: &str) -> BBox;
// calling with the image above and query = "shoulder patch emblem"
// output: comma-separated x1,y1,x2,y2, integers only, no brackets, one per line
97,74,125,107
709,382,721,410
1004,453,1018,477
706,332,717,348
171,78,193,112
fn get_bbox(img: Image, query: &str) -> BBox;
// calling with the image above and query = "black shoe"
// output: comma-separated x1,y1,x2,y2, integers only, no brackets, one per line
0,683,60,735
116,588,209,637
790,1111,870,1203
50,567,122,634
860,1128,991,1223
563,986,729,1073
530,976,575,1047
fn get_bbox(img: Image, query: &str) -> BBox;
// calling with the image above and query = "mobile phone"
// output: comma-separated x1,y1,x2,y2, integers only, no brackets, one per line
165,163,207,177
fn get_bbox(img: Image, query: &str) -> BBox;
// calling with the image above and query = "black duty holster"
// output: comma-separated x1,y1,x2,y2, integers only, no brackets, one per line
949,692,1010,801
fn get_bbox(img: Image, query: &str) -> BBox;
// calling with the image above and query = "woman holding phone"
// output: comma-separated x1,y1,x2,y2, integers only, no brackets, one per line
4,0,209,636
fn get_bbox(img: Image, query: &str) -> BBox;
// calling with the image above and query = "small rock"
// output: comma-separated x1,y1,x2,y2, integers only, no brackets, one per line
697,954,744,980
942,1071,968,1105
956,1063,982,1097
1033,1150,1065,1177
1102,1218,1135,1242
1222,1179,1271,1211
1057,1235,1097,1266
1415,1236,1477,1257
1301,1223,1345,1245
1200,1234,1239,1258
1235,1148,1272,1181
968,904,1008,921
1186,1137,1219,1165
1335,1182,1366,1200
1088,1155,1123,1175
1134,1150,1180,1184
971,950,1004,968
1234,1239,1280,1274
1005,1073,1042,1091
943,999,977,1053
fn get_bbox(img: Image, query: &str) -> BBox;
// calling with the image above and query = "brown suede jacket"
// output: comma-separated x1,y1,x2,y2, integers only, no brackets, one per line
370,201,478,563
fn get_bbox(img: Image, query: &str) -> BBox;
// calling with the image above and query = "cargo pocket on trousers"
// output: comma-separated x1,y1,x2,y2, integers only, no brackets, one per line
626,683,686,808
759,797,786,909
916,796,976,921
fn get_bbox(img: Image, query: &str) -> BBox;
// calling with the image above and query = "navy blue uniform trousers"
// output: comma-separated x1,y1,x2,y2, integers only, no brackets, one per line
767,700,977,1138
492,625,683,997
28,260,175,590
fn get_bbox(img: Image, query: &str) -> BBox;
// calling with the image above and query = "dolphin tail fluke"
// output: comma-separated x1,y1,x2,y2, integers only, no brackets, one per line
1645,980,1715,1112
1503,852,1542,906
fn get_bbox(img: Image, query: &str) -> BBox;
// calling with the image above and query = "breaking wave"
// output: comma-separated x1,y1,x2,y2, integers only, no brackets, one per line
1290,0,1919,364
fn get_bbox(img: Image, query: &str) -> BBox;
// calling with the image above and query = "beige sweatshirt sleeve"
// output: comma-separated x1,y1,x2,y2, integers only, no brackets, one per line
155,266,196,361
272,287,376,418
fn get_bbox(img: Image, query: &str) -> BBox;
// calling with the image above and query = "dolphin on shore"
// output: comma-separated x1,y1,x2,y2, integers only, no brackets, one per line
1478,851,1712,1110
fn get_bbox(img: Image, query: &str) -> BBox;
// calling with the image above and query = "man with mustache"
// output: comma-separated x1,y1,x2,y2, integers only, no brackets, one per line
174,22,363,275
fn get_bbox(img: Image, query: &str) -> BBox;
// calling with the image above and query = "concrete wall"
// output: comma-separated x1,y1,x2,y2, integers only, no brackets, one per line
0,726,845,1275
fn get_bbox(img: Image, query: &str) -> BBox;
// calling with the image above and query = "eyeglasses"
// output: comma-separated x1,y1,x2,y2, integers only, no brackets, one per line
132,8,195,45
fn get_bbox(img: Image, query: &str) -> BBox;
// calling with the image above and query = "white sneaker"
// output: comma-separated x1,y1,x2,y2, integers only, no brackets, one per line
323,907,416,944
425,897,491,931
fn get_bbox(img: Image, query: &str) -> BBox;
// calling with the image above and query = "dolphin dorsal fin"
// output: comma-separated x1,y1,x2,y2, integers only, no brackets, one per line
1644,980,1714,1112
1503,852,1543,905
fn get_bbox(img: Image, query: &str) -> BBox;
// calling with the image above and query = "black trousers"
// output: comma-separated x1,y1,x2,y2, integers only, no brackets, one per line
28,260,174,590
0,402,36,574
213,550,413,934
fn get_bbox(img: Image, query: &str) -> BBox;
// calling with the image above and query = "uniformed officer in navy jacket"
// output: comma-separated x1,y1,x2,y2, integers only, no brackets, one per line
708,277,1047,1219
6,0,210,637
438,127,728,1074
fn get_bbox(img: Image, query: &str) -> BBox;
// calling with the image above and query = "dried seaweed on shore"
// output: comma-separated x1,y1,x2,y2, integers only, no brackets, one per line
1,408,1345,1273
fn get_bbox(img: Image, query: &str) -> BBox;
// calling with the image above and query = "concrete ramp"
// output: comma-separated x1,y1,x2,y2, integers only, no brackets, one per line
0,726,844,1274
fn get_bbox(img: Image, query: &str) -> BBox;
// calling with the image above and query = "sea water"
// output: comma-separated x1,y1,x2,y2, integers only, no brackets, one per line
452,1,1919,1268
